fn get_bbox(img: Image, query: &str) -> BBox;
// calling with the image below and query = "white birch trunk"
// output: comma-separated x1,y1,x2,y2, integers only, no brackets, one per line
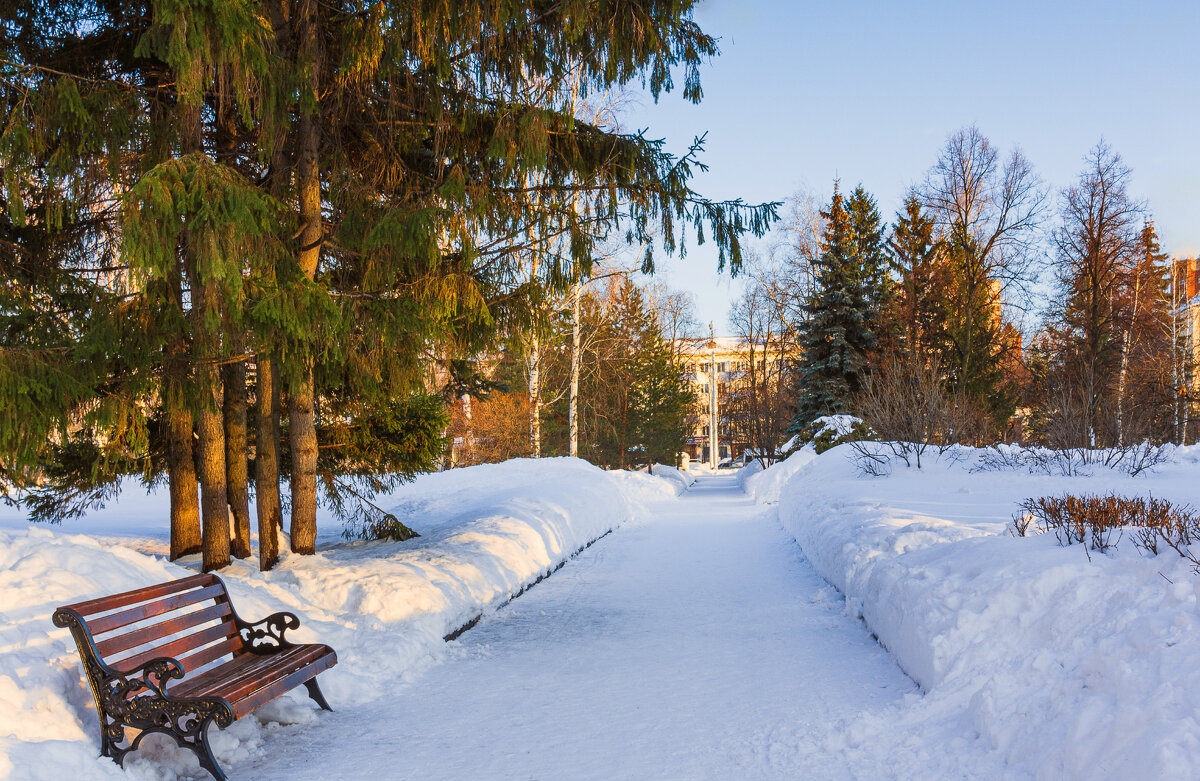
530,330,541,457
569,278,581,458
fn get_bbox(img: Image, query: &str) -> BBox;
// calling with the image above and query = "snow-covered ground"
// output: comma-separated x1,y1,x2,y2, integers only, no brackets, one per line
757,442,1200,780
236,472,1004,779
8,442,1200,779
738,445,817,504
0,458,675,780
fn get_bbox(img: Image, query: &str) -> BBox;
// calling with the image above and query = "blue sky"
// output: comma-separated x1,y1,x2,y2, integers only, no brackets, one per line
619,0,1200,332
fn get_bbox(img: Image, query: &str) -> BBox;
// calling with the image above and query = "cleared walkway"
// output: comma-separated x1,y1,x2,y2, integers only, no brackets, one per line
248,473,921,779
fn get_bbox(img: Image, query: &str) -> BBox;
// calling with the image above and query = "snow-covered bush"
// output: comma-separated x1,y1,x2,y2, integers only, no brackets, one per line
794,415,874,454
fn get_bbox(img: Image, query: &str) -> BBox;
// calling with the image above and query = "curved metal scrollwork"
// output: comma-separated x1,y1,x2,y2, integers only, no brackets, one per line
235,611,299,654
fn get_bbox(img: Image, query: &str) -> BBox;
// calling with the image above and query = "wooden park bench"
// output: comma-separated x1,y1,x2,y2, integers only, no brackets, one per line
53,573,337,780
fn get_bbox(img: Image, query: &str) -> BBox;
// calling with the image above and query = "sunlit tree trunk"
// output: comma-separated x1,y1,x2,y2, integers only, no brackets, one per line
290,0,323,554
256,356,282,568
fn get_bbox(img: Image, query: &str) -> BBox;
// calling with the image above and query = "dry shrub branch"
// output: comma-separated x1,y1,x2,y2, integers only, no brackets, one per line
1012,493,1200,569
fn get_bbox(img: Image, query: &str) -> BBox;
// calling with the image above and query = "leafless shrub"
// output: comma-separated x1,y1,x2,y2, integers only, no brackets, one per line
1016,493,1200,567
1009,511,1037,537
850,357,987,475
976,442,1174,477
1114,442,1175,476
849,441,893,476
977,445,1029,473
1130,525,1160,556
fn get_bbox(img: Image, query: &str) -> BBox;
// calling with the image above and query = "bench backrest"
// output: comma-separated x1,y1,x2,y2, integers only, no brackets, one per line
57,573,247,675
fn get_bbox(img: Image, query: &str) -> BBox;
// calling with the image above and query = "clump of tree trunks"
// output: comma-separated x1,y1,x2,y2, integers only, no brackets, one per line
0,1,775,570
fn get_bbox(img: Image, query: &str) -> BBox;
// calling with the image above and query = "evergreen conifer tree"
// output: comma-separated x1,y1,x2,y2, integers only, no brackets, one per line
0,0,777,568
888,194,949,364
846,185,892,326
790,185,876,430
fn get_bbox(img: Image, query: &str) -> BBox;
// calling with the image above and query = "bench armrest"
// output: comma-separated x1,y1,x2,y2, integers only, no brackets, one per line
235,611,301,654
112,656,187,691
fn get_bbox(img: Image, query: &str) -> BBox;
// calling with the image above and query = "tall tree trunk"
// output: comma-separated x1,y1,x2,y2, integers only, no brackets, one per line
289,0,323,554
461,392,473,465
178,63,229,572
224,356,252,558
256,355,282,569
197,342,230,572
1115,260,1142,447
215,72,252,560
289,372,318,554
166,375,201,560
255,0,290,568
527,241,542,457
569,278,581,458
151,59,200,561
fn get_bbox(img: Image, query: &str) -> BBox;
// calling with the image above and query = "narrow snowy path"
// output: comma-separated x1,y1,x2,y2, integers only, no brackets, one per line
247,474,922,779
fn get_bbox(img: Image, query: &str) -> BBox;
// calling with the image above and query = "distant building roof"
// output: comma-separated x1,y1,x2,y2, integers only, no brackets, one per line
675,336,747,354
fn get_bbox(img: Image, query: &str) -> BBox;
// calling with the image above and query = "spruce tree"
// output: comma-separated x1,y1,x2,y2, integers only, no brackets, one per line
630,304,695,468
1,0,778,567
846,185,891,328
790,185,876,431
888,194,948,364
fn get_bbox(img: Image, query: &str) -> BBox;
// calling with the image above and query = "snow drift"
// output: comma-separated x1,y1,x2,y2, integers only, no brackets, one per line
737,446,817,505
764,443,1200,779
0,457,665,780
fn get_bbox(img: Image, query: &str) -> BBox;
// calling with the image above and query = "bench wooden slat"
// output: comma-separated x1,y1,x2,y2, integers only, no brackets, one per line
94,602,233,658
230,652,337,719
112,621,235,673
172,644,326,700
88,584,227,635
176,635,244,674
62,573,216,617
217,646,330,703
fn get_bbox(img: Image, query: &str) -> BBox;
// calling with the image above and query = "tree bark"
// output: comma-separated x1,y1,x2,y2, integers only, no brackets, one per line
289,0,323,555
530,330,541,457
197,349,230,572
166,377,201,560
177,61,230,572
213,65,252,560
255,354,282,569
224,357,252,558
288,371,318,554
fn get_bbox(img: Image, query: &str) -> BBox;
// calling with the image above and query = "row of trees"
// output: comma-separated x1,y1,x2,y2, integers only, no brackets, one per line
735,126,1194,453
447,274,695,470
0,1,774,569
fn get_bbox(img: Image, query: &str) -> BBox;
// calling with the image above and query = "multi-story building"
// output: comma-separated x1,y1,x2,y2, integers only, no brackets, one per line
1172,257,1200,440
675,336,796,466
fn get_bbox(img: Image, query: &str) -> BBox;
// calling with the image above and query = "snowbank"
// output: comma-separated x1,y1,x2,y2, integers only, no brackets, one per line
649,463,695,494
737,446,817,505
772,443,1200,779
605,464,693,501
0,457,648,780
